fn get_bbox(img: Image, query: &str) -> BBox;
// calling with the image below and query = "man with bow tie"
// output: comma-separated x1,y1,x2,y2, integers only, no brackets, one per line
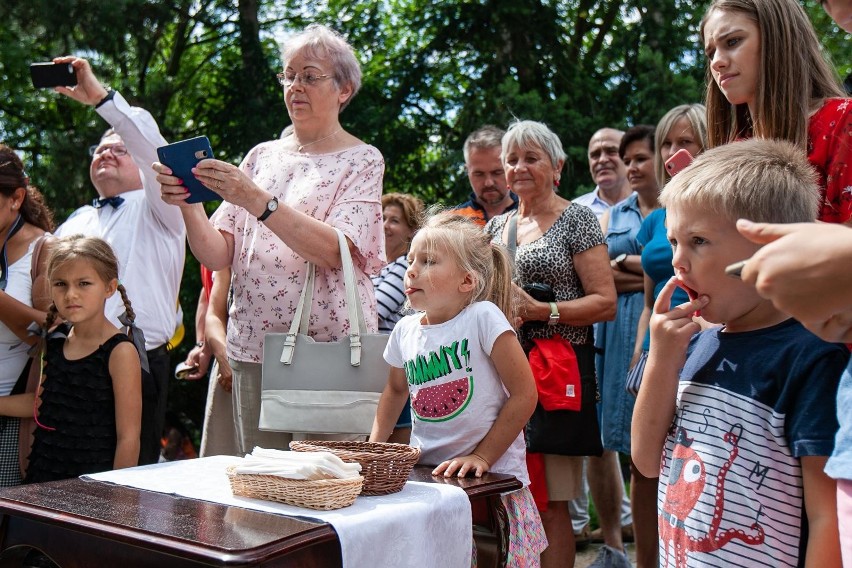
51,56,186,466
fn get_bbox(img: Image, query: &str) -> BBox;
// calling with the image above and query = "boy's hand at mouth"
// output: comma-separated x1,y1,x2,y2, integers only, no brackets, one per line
675,278,701,317
649,277,709,369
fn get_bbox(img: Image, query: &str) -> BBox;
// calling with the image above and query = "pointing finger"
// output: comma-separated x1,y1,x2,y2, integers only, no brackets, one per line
736,219,800,245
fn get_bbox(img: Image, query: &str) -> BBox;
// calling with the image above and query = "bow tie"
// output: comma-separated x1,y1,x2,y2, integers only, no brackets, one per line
92,196,125,209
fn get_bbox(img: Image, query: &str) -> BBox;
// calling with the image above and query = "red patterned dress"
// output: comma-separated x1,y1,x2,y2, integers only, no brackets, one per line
809,97,852,223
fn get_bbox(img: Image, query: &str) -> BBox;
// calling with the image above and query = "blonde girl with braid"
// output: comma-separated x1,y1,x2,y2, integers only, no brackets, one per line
0,235,142,481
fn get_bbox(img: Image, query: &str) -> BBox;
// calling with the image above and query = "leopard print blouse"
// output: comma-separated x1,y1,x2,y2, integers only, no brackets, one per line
486,203,604,345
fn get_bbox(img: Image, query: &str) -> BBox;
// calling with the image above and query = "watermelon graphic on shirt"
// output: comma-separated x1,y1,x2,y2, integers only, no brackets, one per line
411,376,473,422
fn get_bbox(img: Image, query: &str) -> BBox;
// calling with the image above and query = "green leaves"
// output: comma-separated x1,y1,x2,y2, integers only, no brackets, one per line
5,0,847,207
4,0,847,433
328,0,713,201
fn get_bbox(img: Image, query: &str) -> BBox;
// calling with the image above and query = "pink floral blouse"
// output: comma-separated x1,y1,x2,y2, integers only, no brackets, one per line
211,141,385,362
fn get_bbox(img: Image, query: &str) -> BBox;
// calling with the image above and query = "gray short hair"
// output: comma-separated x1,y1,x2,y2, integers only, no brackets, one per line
280,24,362,111
463,125,505,162
501,120,566,168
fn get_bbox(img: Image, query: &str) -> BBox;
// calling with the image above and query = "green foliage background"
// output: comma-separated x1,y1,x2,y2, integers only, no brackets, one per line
0,0,848,434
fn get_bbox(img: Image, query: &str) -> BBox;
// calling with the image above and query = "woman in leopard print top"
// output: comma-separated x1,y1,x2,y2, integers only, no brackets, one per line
485,120,616,567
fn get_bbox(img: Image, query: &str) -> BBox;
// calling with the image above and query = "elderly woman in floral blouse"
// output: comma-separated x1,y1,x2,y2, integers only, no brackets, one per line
155,24,384,453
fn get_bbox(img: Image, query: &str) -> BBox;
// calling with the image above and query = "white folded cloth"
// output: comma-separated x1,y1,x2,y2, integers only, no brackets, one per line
232,447,362,480
85,456,473,568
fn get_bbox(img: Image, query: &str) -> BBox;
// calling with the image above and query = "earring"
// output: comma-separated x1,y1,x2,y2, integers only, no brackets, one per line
554,179,560,187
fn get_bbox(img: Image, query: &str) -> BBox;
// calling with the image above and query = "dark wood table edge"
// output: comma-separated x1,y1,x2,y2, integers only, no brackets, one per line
0,466,523,567
0,481,339,566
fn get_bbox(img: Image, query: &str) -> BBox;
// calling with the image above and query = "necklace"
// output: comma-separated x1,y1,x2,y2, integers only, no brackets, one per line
296,127,343,153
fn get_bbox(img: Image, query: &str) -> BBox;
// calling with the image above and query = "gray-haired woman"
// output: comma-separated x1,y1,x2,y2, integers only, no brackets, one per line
155,24,385,453
485,120,616,567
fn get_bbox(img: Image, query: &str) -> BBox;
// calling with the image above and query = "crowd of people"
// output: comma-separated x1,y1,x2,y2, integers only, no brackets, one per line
0,0,850,566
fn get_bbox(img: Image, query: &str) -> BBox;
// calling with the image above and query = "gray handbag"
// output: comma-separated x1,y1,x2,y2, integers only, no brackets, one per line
259,229,390,435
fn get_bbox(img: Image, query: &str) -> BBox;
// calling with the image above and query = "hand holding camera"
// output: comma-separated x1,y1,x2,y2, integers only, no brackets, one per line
31,57,112,108
29,62,76,89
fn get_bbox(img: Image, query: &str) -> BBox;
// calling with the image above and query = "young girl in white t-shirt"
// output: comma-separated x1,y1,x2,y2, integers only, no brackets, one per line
370,211,546,565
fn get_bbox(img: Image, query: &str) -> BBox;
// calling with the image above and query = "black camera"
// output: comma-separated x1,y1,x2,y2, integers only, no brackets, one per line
521,282,555,328
522,282,555,302
30,62,77,89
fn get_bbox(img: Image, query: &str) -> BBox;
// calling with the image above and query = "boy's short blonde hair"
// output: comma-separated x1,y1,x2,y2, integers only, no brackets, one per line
659,138,819,224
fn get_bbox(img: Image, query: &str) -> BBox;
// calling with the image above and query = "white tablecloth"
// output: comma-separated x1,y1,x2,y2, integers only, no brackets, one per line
84,456,472,568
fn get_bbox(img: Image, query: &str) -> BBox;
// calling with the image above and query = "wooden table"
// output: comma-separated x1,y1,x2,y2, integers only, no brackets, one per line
0,466,521,567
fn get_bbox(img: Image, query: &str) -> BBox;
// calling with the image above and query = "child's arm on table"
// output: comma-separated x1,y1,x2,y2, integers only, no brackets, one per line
632,277,707,477
433,331,537,478
369,366,409,443
801,456,841,568
110,342,142,469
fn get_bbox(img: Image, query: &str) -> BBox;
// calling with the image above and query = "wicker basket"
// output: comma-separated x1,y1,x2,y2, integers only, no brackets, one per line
289,441,421,496
226,466,363,510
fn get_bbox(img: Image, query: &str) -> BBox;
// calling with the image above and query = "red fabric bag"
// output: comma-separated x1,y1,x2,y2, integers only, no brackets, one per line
528,334,582,412
525,452,549,511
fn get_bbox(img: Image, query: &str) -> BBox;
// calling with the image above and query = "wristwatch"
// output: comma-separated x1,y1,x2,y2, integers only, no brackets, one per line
257,196,279,222
547,302,560,326
614,253,628,270
95,89,116,109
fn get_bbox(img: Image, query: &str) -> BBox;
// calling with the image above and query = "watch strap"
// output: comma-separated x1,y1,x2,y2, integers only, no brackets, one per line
95,89,116,109
547,301,559,326
258,197,278,222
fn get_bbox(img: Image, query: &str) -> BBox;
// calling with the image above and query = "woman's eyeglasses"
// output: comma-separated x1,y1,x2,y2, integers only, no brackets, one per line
276,72,333,88
89,144,129,157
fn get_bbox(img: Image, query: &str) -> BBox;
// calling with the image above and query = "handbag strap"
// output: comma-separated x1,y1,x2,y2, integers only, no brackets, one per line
505,212,518,261
279,228,367,366
291,260,316,335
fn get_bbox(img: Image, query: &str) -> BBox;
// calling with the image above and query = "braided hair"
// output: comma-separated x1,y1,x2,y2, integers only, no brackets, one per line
116,283,136,324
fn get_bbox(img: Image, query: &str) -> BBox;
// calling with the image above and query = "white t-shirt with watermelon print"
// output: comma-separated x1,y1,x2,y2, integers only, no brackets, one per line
384,301,530,486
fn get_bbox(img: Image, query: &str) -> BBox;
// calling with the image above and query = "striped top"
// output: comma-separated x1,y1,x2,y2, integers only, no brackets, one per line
372,255,409,334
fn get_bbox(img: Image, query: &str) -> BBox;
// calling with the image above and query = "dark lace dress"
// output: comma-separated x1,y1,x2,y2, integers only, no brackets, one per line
26,323,131,483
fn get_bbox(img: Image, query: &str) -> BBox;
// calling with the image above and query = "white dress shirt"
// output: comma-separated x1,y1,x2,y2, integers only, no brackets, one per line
573,187,614,220
56,92,185,350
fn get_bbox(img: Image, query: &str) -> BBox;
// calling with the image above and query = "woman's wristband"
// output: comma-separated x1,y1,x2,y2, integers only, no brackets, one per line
547,301,560,326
